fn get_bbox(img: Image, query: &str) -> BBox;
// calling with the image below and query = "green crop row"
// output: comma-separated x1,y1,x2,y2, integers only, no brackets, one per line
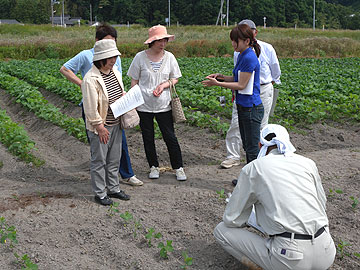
0,108,43,166
0,72,87,143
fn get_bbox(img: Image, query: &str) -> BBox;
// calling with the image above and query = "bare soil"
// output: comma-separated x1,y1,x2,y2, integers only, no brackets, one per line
0,88,359,270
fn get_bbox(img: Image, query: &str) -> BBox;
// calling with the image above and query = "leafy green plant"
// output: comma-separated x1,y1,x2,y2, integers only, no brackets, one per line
133,220,142,238
107,202,120,217
14,253,38,270
328,188,344,197
120,211,133,226
337,240,351,260
0,160,3,168
216,189,226,199
180,251,193,269
0,217,18,248
158,240,174,259
145,228,162,247
354,252,360,258
350,196,358,209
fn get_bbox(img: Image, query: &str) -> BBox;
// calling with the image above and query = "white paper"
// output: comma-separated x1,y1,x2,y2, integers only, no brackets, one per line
237,71,254,95
246,205,266,234
110,84,144,118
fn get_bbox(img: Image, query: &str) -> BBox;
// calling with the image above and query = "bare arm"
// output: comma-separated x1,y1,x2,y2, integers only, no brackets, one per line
130,78,139,88
202,72,252,91
60,66,82,87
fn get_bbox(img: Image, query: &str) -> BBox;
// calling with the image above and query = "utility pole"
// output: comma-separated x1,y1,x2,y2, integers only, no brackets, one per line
313,0,316,30
226,0,229,26
168,0,171,27
62,0,65,27
90,4,92,26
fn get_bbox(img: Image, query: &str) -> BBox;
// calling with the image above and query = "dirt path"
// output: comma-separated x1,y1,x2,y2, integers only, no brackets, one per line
0,89,359,269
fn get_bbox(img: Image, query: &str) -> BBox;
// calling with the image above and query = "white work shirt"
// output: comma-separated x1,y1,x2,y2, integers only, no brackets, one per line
234,40,281,85
223,149,329,236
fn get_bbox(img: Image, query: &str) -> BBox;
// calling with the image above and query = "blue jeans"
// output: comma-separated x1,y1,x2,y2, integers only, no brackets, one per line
81,103,134,179
237,103,264,163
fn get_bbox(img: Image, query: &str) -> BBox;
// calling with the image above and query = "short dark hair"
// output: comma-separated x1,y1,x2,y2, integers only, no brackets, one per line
148,38,169,48
265,133,276,141
93,58,108,69
95,23,117,41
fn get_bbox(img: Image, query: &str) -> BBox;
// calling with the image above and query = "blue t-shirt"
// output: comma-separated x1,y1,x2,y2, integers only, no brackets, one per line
233,47,261,107
63,48,122,78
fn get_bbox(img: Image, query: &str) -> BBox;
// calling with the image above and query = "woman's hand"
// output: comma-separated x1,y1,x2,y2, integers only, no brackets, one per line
95,124,110,144
153,83,165,97
201,75,219,87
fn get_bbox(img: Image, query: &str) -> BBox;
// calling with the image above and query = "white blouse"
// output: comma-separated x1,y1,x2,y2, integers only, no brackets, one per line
127,50,182,113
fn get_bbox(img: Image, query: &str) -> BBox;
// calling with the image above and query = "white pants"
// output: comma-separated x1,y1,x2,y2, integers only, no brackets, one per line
214,222,336,270
225,83,274,160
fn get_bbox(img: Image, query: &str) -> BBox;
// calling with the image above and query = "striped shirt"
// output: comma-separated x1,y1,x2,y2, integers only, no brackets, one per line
149,58,163,72
100,70,123,126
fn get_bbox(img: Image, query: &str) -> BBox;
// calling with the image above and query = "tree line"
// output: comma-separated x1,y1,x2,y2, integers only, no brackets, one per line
0,0,359,29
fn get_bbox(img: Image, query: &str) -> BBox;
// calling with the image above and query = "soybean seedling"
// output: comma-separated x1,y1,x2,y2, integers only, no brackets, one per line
158,240,174,259
180,251,193,269
14,253,38,270
337,240,351,260
133,220,142,238
216,189,226,200
350,196,358,210
145,228,162,247
120,211,133,227
328,188,343,197
0,217,18,248
107,202,120,217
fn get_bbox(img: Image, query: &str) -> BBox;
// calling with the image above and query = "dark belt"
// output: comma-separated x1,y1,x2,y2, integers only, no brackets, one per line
273,227,326,240
260,82,271,86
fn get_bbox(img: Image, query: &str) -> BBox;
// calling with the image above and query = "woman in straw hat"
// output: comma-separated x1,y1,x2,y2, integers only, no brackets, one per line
82,39,130,205
127,25,187,181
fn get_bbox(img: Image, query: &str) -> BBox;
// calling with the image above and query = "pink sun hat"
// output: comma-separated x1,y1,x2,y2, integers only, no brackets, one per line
144,25,175,44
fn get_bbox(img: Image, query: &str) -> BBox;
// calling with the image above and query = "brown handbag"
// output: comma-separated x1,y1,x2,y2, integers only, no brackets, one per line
120,108,140,129
169,79,186,123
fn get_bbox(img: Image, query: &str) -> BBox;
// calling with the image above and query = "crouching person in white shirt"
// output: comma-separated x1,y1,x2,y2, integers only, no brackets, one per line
214,124,336,270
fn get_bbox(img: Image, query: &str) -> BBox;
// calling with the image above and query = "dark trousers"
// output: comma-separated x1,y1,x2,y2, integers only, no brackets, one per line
237,103,264,163
138,110,183,169
81,103,134,179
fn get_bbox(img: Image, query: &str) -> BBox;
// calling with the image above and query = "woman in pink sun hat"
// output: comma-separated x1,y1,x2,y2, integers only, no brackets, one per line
127,25,187,182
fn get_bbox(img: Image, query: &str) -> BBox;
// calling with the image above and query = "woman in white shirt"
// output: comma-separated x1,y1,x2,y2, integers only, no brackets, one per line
127,25,186,181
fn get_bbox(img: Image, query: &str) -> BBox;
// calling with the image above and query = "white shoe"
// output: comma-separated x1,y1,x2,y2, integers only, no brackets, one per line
149,166,160,179
124,175,143,186
220,158,241,169
176,167,187,181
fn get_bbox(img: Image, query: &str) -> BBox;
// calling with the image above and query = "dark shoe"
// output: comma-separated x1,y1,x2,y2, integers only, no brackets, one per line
232,179,238,186
108,190,130,201
94,195,113,206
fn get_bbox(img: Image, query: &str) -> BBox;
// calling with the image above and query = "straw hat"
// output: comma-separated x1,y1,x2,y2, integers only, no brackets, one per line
93,39,121,62
144,25,175,44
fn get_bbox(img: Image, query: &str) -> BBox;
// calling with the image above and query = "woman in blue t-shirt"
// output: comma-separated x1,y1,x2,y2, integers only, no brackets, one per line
202,24,264,163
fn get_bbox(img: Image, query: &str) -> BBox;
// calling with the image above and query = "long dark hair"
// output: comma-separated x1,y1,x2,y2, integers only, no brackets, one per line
230,24,260,57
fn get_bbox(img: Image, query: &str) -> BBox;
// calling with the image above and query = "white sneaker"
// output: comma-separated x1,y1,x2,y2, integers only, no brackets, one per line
220,158,241,169
176,167,187,181
124,175,143,186
149,166,160,179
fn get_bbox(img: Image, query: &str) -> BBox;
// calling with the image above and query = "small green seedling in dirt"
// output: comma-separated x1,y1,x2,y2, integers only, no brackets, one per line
11,194,19,201
14,253,38,270
216,189,226,199
350,196,358,210
145,228,162,247
107,202,120,217
337,240,351,260
328,188,343,197
158,240,174,259
354,252,360,258
120,211,133,226
0,217,18,248
180,251,193,269
133,220,142,238
0,161,3,168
